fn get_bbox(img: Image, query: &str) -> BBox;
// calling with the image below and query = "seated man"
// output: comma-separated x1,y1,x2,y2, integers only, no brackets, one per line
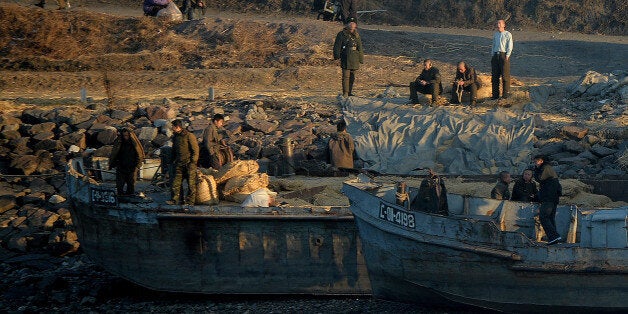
511,169,538,202
451,61,481,106
411,169,448,216
491,171,511,200
409,59,442,105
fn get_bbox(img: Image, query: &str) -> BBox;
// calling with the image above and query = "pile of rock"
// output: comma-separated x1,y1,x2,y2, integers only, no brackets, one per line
0,98,344,254
533,123,626,177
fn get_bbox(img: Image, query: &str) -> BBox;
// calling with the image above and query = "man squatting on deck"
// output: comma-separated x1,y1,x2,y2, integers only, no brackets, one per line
167,119,199,205
109,128,144,196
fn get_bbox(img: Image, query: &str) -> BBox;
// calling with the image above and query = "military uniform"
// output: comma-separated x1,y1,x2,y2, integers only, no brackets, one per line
451,66,480,105
171,129,199,204
333,27,364,96
410,67,442,104
109,131,144,195
328,131,355,169
200,123,222,169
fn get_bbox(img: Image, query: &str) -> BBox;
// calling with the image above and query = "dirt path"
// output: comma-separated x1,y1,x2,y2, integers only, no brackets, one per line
0,1,626,101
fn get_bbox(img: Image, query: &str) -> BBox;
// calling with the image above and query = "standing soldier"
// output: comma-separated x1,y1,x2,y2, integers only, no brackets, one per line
333,17,364,98
167,119,199,205
109,128,145,196
491,19,513,99
328,120,355,169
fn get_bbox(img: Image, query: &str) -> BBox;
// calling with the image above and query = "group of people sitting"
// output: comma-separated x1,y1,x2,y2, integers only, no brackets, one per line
409,59,482,106
490,155,564,244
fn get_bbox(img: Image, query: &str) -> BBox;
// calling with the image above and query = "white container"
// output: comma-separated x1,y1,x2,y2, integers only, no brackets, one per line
139,159,161,180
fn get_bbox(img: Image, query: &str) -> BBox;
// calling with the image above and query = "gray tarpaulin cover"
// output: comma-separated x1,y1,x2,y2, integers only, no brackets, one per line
342,97,535,175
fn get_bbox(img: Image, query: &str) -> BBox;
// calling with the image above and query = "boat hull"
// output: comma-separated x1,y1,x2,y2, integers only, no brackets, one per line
66,165,371,295
343,182,628,312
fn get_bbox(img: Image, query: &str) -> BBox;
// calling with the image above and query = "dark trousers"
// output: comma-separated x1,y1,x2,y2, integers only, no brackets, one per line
410,81,440,103
171,164,197,204
342,0,358,23
539,201,560,241
116,168,138,195
342,69,356,96
491,52,510,98
451,83,478,104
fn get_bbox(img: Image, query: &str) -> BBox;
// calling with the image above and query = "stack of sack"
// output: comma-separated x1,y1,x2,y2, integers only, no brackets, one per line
201,160,276,207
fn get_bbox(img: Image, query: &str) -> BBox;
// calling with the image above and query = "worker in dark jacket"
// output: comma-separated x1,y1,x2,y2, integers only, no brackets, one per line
200,114,231,170
109,128,145,195
167,119,199,205
328,120,355,169
533,155,562,245
410,59,442,105
333,18,364,97
511,169,538,202
491,171,511,200
451,61,481,106
412,169,448,216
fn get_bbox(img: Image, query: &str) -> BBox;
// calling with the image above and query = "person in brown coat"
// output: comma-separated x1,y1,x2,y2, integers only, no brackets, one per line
451,61,481,106
109,128,145,195
200,114,232,170
328,120,355,169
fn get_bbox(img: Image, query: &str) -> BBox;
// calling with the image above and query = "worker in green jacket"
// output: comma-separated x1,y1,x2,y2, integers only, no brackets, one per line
333,17,364,97
167,119,199,205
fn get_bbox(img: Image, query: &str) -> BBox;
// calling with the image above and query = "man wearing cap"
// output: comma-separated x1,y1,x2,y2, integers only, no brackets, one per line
333,18,364,97
491,19,513,99
168,119,199,205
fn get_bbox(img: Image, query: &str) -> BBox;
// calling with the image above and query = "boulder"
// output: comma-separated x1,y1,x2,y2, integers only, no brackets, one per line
96,127,118,145
0,195,17,214
10,155,39,175
313,124,337,137
535,142,564,157
33,139,64,151
48,230,80,256
0,114,22,130
21,109,48,124
110,109,134,122
7,235,29,252
146,106,177,122
93,145,113,157
10,137,32,155
86,103,110,114
590,144,617,157
567,71,609,97
22,191,47,205
29,178,56,195
60,131,86,149
28,122,56,136
32,131,55,141
246,119,278,134
577,150,598,162
137,127,158,141
56,109,93,126
562,125,588,139
1,130,21,140
151,133,170,147
563,140,586,153
153,119,169,128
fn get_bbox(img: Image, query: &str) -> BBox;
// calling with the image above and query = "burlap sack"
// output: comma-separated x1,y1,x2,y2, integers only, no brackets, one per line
223,173,269,197
196,173,219,205
214,160,259,184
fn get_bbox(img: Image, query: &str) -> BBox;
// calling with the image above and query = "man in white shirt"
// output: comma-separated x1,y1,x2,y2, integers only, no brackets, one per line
491,19,513,99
